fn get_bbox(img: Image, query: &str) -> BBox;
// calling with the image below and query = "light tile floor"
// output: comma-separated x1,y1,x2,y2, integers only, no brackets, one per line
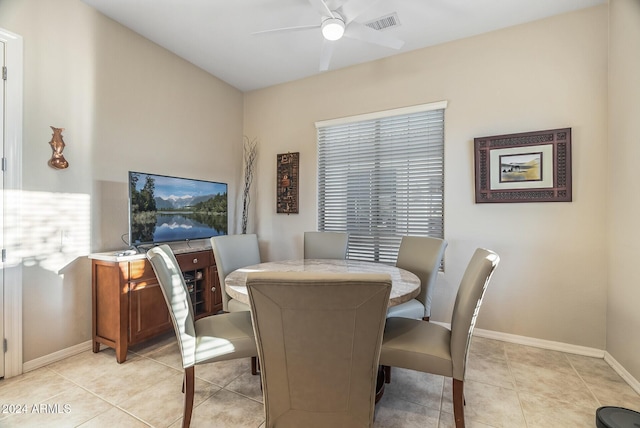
1,334,639,427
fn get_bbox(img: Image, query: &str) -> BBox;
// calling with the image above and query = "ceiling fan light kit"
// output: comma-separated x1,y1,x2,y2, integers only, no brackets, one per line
321,16,345,41
254,0,404,71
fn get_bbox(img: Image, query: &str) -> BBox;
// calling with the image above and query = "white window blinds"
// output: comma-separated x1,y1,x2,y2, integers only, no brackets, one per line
316,102,446,263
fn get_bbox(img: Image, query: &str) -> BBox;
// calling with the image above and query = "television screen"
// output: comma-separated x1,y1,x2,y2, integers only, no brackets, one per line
128,171,228,246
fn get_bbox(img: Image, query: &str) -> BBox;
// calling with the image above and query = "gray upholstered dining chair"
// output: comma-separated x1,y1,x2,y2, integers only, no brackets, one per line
303,231,348,259
246,271,391,428
386,236,448,321
210,234,261,313
211,234,262,374
380,248,499,428
146,245,257,428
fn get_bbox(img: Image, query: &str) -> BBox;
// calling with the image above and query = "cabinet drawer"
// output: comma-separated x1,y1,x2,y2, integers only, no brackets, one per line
129,259,156,282
176,251,212,271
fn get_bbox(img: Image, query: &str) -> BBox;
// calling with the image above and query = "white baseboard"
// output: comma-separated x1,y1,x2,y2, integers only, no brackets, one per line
472,327,606,358
471,327,640,394
22,340,93,373
432,322,640,392
604,351,640,395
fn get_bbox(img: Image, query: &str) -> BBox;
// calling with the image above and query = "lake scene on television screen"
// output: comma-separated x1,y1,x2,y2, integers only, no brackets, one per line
130,172,228,244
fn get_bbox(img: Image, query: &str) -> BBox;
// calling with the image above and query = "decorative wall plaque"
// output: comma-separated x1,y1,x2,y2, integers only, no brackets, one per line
277,152,299,214
474,128,572,203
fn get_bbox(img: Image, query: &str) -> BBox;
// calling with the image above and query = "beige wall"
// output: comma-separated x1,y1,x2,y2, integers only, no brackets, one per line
245,5,609,348
0,0,244,362
2,0,633,375
608,0,640,381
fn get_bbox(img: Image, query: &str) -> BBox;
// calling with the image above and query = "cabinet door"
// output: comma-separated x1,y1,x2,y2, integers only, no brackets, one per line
211,265,223,313
128,261,172,345
176,251,215,318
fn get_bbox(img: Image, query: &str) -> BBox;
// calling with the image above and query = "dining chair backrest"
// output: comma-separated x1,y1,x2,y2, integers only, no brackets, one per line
303,231,348,259
450,248,500,380
211,234,261,311
395,235,448,319
146,245,197,368
246,271,391,428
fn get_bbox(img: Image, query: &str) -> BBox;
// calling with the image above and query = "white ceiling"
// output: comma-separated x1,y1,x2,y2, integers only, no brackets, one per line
81,0,605,92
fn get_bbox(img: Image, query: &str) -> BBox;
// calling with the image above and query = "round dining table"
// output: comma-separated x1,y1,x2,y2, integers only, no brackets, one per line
225,258,420,403
224,258,421,307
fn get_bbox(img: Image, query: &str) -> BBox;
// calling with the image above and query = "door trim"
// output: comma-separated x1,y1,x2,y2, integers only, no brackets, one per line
0,27,23,379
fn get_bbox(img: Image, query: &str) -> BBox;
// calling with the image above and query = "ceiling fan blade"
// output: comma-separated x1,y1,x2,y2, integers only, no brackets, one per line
340,0,383,24
319,39,335,71
344,21,404,49
307,0,335,18
252,24,320,35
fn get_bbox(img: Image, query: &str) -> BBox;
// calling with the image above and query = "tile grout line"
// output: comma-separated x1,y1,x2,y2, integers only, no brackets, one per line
437,375,444,426
564,352,603,409
503,344,531,428
46,358,175,427
136,349,265,419
38,366,150,427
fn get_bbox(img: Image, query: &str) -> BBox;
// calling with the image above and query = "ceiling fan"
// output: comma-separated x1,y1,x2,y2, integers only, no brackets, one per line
253,0,405,71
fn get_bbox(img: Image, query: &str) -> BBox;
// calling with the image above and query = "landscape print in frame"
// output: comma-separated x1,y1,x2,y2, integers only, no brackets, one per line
499,152,543,183
474,128,572,203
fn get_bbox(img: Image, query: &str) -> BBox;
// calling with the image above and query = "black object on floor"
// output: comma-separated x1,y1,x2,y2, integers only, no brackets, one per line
596,406,640,428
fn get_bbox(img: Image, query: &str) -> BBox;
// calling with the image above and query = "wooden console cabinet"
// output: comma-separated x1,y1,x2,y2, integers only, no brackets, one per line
90,249,222,363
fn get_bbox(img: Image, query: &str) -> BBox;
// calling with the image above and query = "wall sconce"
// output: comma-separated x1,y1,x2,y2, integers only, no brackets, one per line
48,126,69,169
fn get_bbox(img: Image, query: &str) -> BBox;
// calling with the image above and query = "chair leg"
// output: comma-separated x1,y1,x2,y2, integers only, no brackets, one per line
251,356,260,375
183,366,195,428
452,378,465,428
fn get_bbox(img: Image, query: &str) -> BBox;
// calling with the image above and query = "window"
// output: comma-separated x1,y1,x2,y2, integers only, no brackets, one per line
316,101,446,263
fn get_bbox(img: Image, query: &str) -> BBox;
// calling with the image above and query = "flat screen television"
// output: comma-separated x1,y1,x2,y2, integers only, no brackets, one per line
128,171,228,246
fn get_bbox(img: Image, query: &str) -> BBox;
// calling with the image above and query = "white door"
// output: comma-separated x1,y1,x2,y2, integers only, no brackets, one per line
0,38,6,379
0,27,22,380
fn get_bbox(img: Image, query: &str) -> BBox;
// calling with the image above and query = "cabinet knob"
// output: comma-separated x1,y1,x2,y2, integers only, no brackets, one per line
193,258,198,264
212,287,216,292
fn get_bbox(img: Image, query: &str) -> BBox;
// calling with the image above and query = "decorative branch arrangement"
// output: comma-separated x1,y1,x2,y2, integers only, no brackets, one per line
241,136,258,234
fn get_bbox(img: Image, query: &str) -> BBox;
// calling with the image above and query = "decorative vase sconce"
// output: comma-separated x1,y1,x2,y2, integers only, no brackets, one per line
48,126,69,170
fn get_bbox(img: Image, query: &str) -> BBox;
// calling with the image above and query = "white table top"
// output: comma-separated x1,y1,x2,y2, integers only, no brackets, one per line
225,258,421,307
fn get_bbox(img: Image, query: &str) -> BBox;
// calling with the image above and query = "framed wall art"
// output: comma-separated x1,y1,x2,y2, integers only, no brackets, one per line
277,152,299,214
474,128,572,203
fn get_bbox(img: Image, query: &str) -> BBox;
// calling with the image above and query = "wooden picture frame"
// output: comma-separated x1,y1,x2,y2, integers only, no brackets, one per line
277,152,299,214
474,128,572,203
